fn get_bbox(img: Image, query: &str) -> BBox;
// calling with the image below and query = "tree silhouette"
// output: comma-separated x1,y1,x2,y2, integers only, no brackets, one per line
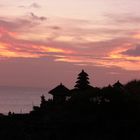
40,94,46,108
74,70,90,90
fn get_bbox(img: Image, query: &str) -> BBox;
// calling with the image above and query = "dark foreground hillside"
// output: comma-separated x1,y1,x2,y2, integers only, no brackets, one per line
0,103,140,140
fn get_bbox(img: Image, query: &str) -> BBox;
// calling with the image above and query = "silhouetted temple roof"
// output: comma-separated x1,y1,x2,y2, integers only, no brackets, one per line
78,70,89,77
49,83,70,96
113,81,124,88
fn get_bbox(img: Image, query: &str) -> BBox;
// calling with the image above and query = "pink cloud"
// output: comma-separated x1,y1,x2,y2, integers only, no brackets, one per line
0,14,140,71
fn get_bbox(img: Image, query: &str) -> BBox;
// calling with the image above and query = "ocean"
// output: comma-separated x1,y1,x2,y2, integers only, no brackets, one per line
0,87,51,114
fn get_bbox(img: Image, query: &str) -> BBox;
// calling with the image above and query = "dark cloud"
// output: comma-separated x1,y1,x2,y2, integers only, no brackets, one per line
122,45,140,56
0,18,36,32
0,13,47,33
30,12,47,21
50,26,61,30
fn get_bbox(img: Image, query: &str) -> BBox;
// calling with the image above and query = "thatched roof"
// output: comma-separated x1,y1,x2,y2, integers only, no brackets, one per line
49,83,70,96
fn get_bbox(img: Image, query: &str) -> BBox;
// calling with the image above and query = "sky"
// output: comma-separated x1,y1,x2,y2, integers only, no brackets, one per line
0,0,140,89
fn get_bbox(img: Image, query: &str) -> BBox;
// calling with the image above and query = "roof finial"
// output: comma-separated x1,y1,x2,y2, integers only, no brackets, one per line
81,69,86,73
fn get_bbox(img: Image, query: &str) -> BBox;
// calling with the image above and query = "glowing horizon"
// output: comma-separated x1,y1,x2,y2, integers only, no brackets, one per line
0,0,140,88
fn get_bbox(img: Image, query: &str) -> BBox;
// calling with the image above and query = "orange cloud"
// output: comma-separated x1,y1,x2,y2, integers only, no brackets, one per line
0,40,75,59
132,32,140,39
40,46,65,53
1,13,140,72
0,43,40,58
99,43,140,70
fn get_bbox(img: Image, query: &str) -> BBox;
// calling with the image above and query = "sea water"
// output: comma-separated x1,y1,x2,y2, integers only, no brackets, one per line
0,87,51,114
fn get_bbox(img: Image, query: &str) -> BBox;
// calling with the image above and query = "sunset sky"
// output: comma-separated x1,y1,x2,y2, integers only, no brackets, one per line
0,0,140,89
